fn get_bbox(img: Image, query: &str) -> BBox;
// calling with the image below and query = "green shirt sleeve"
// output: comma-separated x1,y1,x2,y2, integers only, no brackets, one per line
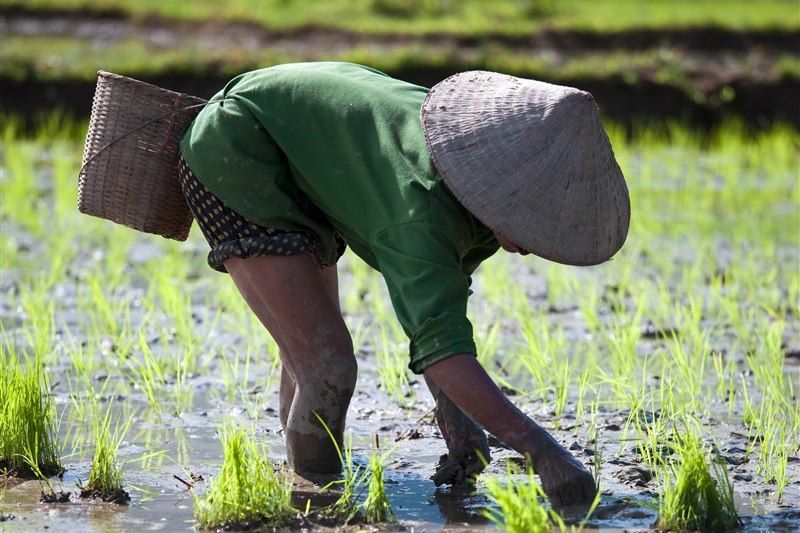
372,221,477,374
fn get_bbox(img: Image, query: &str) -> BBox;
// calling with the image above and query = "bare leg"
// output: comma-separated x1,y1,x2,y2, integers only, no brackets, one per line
424,375,491,485
279,363,295,429
278,263,340,430
424,354,596,507
224,253,356,477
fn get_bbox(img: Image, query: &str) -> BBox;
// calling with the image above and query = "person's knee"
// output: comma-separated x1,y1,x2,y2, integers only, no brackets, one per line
312,334,357,401
327,330,357,390
288,323,357,391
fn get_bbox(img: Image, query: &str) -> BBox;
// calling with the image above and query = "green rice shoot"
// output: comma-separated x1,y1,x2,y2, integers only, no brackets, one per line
0,353,62,478
194,422,294,529
482,465,567,533
361,437,395,523
314,414,395,524
82,407,132,503
657,430,739,532
315,412,366,524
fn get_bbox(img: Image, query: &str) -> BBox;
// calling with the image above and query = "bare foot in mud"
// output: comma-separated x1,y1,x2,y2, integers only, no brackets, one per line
429,380,492,486
534,446,597,508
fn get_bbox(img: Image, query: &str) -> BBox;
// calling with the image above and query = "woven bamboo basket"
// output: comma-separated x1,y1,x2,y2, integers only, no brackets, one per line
77,70,207,241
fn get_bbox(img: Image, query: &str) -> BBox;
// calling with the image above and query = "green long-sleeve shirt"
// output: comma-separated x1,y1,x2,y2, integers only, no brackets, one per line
180,61,499,373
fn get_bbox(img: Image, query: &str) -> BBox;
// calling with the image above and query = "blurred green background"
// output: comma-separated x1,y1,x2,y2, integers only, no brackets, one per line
1,0,799,129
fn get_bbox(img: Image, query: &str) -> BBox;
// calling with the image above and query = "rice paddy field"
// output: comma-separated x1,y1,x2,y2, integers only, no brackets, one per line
0,114,797,531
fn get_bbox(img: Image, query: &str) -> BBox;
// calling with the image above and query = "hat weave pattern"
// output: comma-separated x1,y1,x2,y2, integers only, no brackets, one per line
421,70,630,266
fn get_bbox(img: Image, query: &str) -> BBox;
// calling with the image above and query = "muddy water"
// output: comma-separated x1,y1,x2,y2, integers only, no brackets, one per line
1,225,799,531
3,354,798,532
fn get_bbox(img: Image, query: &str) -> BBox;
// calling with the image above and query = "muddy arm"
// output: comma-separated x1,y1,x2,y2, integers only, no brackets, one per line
423,375,491,485
423,353,596,507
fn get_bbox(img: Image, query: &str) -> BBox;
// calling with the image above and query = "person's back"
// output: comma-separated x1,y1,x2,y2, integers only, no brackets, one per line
182,62,462,268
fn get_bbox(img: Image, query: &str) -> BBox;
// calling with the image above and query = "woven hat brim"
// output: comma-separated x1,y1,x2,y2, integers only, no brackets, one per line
420,70,630,266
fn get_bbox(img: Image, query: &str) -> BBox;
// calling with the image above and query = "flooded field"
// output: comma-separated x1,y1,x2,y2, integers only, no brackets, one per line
1,120,798,531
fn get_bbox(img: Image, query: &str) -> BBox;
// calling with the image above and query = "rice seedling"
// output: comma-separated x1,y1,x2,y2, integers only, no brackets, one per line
324,432,365,524
513,295,567,401
194,422,294,530
375,326,413,407
126,332,167,417
573,364,593,428
80,407,133,504
171,345,195,416
743,395,799,501
361,435,395,524
0,137,43,238
83,277,135,355
544,263,574,311
218,346,253,403
576,283,602,334
481,463,568,533
657,429,739,532
312,412,368,524
148,251,197,349
17,279,56,362
2,116,798,528
481,253,512,309
551,359,573,426
475,321,502,371
600,308,644,404
342,253,376,315
314,415,395,525
61,328,97,387
663,333,709,414
0,353,62,478
588,401,603,485
710,348,737,413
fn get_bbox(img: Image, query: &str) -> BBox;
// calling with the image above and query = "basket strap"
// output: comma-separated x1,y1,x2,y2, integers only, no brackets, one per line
77,99,214,178
157,94,184,152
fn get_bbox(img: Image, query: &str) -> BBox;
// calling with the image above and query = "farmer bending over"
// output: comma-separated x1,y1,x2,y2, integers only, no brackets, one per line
179,62,630,507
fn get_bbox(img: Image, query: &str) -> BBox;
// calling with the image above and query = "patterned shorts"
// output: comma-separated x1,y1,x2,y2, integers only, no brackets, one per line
178,155,331,273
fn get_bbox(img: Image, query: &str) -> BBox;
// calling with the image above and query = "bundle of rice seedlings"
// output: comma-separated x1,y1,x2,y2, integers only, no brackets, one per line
657,432,739,532
80,408,131,504
482,466,567,533
314,416,395,525
0,355,62,478
194,423,294,529
325,431,366,524
361,436,395,524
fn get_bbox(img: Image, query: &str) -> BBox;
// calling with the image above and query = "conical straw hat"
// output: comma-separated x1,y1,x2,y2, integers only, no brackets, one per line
420,71,630,266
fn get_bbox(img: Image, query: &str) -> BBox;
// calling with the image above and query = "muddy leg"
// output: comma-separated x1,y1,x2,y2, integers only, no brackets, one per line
278,264,338,431
425,376,491,485
283,325,356,477
224,253,356,478
279,362,295,430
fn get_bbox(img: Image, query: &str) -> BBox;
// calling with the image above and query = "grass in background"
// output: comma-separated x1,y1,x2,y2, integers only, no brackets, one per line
3,33,797,94
194,423,294,529
6,0,798,34
0,352,62,478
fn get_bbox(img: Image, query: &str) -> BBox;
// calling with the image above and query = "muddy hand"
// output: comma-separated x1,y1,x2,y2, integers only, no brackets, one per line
430,385,491,486
534,446,597,508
